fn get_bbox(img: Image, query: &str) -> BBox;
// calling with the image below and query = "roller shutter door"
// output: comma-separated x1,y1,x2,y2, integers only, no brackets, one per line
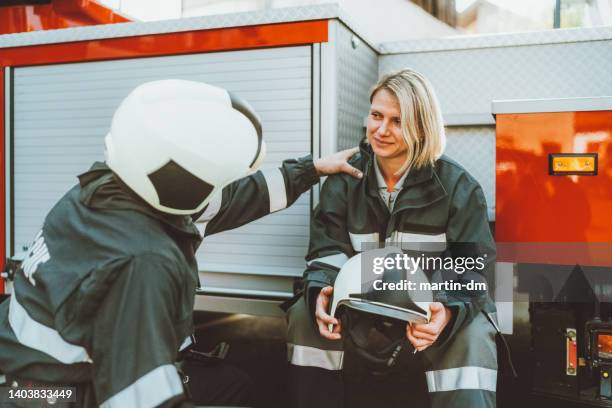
12,46,312,287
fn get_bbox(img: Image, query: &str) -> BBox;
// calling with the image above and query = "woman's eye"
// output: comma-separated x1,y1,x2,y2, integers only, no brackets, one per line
371,112,381,119
392,119,401,126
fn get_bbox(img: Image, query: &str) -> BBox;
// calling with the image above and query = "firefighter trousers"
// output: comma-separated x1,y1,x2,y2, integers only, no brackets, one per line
0,362,252,408
0,256,253,408
286,296,498,408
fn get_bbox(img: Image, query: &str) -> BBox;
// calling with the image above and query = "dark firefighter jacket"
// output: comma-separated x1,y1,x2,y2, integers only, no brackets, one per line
301,141,497,344
0,157,318,407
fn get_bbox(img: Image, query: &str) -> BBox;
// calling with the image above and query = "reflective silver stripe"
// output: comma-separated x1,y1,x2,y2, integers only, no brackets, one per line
287,343,344,370
100,364,183,408
195,192,223,237
349,232,379,252
8,293,92,364
388,231,446,242
486,312,501,333
179,336,192,352
386,231,447,251
425,366,497,393
200,192,222,222
0,375,6,385
262,168,287,213
307,253,349,269
21,230,50,286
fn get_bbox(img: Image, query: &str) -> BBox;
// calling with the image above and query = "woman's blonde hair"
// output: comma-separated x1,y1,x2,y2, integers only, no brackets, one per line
370,68,446,174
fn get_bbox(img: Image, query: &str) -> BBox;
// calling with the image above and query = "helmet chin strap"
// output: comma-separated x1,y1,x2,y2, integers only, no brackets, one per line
351,338,408,368
340,312,414,368
249,140,267,173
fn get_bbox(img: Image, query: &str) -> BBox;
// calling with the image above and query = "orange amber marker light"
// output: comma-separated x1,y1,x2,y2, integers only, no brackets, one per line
549,153,598,175
598,334,612,359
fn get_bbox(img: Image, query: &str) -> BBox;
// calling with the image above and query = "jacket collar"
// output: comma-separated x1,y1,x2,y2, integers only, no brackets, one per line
360,141,384,199
359,140,447,210
78,162,201,239
373,158,409,192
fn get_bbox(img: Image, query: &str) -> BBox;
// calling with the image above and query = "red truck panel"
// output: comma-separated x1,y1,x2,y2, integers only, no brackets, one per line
496,111,612,266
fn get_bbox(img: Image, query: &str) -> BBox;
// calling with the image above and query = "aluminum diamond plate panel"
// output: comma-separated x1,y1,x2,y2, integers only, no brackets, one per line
0,4,340,49
335,21,378,150
379,39,612,120
379,26,612,54
444,126,496,220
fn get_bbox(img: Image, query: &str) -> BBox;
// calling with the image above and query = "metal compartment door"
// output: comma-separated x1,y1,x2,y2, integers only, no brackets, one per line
11,45,312,303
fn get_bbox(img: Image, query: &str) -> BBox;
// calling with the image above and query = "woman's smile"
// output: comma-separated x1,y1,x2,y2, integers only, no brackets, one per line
367,88,408,162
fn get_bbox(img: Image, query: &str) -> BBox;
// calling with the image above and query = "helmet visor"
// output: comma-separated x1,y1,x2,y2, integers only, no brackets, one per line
339,299,429,324
148,159,214,212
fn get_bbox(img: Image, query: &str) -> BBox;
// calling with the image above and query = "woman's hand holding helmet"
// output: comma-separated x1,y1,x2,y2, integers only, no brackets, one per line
315,286,342,340
406,302,452,352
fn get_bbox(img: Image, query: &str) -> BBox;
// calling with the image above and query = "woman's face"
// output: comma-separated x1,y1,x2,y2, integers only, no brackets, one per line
366,89,408,161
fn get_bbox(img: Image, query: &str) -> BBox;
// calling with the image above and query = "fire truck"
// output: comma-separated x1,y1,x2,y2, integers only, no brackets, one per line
1,1,611,406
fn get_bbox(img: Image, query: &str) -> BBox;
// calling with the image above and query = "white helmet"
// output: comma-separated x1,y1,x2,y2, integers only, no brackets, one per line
329,248,433,368
330,248,433,324
105,79,266,215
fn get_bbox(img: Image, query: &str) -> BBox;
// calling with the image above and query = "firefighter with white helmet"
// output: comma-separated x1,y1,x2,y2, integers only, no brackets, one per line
0,79,361,407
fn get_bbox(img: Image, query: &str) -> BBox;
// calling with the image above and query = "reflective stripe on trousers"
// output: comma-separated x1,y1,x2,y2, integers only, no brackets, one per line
8,292,92,364
100,364,183,408
287,343,343,371
425,366,497,392
286,293,498,407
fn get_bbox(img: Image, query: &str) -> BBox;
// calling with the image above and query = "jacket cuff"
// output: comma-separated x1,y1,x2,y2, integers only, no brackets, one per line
279,155,320,205
297,155,320,189
304,280,329,320
434,301,466,349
